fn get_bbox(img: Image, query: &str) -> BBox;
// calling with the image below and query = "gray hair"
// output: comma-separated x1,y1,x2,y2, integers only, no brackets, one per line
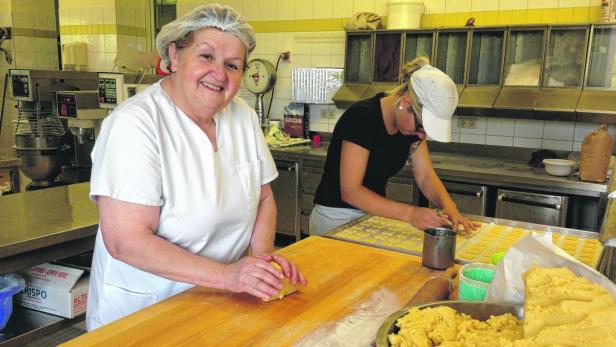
156,4,256,72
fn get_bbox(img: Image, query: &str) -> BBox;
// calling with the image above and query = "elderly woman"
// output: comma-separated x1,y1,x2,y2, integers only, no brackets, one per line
310,57,480,235
86,4,306,330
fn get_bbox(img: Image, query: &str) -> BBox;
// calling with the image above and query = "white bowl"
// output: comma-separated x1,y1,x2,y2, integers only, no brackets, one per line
543,159,576,176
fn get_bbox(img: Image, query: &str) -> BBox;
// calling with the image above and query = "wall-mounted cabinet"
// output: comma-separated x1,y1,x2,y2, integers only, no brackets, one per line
333,24,616,124
534,25,589,121
403,30,435,65
578,25,616,122
494,26,546,118
458,28,505,117
435,29,469,93
344,33,372,83
373,32,402,83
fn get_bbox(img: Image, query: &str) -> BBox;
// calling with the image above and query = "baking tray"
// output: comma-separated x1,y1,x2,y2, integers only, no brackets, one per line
324,215,470,257
375,300,523,347
324,215,605,269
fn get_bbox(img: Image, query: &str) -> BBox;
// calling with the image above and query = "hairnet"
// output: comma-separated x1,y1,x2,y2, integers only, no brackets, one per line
156,4,256,71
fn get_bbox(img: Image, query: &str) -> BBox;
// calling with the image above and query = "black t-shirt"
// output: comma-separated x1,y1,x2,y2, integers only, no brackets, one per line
314,93,420,209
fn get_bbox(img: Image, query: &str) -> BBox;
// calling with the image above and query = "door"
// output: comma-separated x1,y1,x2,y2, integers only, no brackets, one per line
495,189,568,227
429,181,488,216
270,161,300,241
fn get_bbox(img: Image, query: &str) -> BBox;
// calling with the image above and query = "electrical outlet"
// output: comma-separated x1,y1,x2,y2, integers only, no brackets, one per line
320,109,334,119
457,117,478,129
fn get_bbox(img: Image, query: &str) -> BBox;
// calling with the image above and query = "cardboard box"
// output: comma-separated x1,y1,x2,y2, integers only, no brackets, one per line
284,114,305,138
15,263,89,318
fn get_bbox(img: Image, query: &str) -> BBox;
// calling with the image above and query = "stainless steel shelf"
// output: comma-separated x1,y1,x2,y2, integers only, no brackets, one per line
0,307,84,346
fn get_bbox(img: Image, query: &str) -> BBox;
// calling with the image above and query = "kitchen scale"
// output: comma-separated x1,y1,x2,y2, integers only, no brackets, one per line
242,58,276,127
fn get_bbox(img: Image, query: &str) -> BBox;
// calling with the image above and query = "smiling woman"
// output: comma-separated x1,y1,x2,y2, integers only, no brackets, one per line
85,4,306,332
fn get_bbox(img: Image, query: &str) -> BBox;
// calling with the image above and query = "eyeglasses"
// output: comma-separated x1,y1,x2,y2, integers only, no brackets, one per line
407,105,425,134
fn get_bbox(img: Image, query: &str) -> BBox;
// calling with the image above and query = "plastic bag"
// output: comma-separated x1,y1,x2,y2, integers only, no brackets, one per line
343,12,383,30
579,124,614,183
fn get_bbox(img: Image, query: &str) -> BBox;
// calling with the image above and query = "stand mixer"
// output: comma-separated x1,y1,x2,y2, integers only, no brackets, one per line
9,69,98,190
55,90,107,182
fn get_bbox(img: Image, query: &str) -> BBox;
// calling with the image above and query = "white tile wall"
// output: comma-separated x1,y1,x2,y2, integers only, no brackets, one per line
486,118,515,136
514,137,543,148
543,121,575,140
459,133,486,144
514,119,544,138
542,139,573,151
486,135,513,146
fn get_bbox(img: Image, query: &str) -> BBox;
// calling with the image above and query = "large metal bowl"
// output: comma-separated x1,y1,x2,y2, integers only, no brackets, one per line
13,147,64,183
376,301,523,347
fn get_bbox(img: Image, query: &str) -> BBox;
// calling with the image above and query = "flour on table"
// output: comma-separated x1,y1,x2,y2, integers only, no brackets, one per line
293,287,400,347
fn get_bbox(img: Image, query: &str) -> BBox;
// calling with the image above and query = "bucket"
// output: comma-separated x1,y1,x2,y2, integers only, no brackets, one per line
386,0,424,29
459,263,496,301
0,274,26,330
422,227,456,270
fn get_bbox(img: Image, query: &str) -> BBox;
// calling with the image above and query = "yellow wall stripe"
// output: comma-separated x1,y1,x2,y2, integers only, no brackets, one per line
246,6,600,33
58,6,602,37
12,28,57,39
59,24,146,37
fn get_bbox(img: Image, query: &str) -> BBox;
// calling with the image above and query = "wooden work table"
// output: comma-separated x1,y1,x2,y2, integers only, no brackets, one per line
61,236,442,346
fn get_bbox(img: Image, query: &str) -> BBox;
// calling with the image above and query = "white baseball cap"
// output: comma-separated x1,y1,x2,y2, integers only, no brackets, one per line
408,64,458,142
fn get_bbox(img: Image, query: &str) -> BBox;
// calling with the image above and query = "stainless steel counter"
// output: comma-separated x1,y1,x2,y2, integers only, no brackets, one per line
270,145,607,197
0,182,99,275
0,155,22,194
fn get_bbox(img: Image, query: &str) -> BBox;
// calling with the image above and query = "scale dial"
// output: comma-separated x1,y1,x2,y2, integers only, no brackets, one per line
242,58,277,94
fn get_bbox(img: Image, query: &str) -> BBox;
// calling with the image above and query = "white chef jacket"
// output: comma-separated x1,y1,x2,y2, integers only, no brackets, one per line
86,81,278,330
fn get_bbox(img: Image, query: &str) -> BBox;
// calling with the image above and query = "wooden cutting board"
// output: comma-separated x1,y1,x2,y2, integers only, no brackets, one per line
61,237,443,346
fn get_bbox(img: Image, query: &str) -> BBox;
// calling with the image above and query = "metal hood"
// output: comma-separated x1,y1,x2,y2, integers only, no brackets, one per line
455,85,500,117
332,83,371,109
576,90,616,124
493,87,540,119
532,88,580,121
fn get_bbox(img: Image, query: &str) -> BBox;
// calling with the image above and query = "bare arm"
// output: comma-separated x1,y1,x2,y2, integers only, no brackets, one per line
99,196,227,289
248,183,307,286
410,141,479,232
249,184,277,256
98,195,295,299
339,140,448,229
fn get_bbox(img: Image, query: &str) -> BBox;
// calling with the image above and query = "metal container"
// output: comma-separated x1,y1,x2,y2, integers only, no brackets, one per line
422,227,456,270
13,147,64,184
376,301,523,347
14,134,63,150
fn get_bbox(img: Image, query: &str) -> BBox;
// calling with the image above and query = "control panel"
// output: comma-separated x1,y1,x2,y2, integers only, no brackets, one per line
97,72,125,109
56,93,78,118
9,69,32,101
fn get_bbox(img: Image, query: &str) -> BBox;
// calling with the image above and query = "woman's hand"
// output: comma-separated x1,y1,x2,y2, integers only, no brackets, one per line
407,207,451,230
222,255,307,300
263,254,307,287
441,207,481,235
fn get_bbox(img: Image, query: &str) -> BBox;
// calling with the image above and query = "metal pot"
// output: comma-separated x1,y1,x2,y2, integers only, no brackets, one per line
422,227,457,270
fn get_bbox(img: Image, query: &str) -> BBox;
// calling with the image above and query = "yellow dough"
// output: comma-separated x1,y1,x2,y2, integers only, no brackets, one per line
521,266,616,345
264,262,298,302
389,266,616,346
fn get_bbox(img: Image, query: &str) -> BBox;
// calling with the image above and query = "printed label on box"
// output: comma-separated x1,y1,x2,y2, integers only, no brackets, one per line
15,263,89,318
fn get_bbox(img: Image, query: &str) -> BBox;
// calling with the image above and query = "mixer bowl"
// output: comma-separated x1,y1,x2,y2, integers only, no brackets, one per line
13,135,66,184
14,134,64,150
14,147,64,183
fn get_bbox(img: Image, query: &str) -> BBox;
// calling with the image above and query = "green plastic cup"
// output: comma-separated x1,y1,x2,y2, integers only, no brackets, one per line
459,263,496,301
